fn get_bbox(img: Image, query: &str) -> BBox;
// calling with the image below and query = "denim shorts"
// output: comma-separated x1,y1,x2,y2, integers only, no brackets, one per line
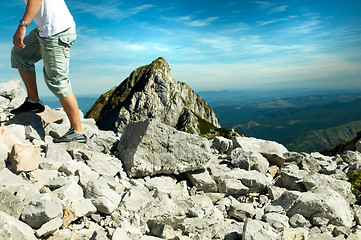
11,27,77,99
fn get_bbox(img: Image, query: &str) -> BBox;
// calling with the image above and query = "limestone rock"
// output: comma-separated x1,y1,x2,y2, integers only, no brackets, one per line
84,151,123,177
242,218,279,240
0,78,27,109
21,199,63,229
276,164,308,191
185,169,218,193
230,148,269,174
117,119,212,178
228,201,257,221
232,136,288,159
10,143,40,173
211,136,233,154
35,217,63,238
5,113,45,140
45,143,73,165
86,57,220,135
262,212,289,231
84,178,122,214
0,126,23,150
273,187,353,227
36,106,64,127
0,210,37,240
0,189,26,219
303,173,356,204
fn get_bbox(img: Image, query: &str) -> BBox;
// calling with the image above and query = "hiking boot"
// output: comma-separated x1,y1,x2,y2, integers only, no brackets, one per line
10,98,45,114
53,128,88,143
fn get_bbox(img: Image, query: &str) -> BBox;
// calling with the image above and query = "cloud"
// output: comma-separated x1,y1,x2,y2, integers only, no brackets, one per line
165,16,219,27
69,1,153,20
172,53,361,91
268,5,288,14
257,16,298,26
254,1,288,14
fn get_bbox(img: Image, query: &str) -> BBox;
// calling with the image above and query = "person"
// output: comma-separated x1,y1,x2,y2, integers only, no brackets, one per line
11,0,87,143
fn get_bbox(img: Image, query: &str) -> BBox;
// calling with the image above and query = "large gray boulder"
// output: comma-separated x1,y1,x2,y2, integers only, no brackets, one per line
0,210,37,240
232,136,288,160
20,199,63,229
84,178,122,214
117,119,212,178
0,78,26,111
303,173,356,204
273,187,353,228
230,148,269,174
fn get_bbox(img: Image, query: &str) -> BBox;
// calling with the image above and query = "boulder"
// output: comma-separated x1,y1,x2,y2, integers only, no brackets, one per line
230,148,269,174
228,201,257,221
211,136,233,154
9,143,40,173
276,164,308,191
84,151,123,177
117,119,212,178
36,106,64,127
262,212,289,231
0,188,27,219
303,173,356,204
21,199,63,229
232,136,288,158
0,78,26,109
45,143,73,165
84,178,122,214
144,176,189,200
184,169,218,193
0,210,37,240
242,218,279,240
217,168,272,193
272,187,353,227
35,217,63,238
5,112,45,140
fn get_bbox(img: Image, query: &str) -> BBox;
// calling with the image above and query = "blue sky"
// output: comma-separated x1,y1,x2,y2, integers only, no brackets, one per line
0,0,361,96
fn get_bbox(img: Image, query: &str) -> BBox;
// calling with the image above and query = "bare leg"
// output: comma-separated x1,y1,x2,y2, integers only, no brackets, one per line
18,69,40,102
59,93,83,133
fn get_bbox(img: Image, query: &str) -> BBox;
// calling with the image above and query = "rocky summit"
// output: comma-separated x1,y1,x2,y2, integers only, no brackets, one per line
1,76,361,240
85,57,220,136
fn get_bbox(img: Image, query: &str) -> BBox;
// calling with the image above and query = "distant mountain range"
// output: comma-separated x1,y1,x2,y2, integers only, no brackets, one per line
211,93,361,152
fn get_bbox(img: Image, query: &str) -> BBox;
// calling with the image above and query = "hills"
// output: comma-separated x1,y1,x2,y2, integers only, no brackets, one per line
214,95,361,152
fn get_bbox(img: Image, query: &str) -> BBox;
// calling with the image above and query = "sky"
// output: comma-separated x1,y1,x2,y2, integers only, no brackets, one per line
0,0,361,96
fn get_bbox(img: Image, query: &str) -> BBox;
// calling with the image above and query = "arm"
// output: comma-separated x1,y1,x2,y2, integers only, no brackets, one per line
13,0,43,49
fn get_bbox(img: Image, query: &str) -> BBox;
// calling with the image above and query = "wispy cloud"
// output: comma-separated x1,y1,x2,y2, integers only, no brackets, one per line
268,5,288,14
165,16,219,27
69,1,153,20
257,15,298,26
254,1,288,14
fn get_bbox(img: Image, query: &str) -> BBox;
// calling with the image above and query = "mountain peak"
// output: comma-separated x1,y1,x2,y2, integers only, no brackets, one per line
86,58,221,135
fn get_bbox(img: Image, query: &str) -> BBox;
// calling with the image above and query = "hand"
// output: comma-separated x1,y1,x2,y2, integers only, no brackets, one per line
13,26,27,49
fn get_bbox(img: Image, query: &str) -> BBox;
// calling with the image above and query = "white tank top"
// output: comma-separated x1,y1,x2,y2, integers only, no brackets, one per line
24,0,76,37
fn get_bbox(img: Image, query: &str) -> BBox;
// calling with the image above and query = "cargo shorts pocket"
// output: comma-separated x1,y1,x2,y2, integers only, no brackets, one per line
59,35,76,58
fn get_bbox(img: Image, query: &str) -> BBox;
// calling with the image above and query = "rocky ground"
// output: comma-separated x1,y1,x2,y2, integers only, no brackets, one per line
1,78,361,240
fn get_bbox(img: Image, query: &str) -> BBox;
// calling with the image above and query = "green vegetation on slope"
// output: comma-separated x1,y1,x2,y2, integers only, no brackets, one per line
194,113,243,139
347,171,361,199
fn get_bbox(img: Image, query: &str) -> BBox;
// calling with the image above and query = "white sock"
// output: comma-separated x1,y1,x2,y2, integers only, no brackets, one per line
27,99,39,104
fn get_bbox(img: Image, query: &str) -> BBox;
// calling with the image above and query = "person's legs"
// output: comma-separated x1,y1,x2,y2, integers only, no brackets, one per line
10,28,44,113
59,93,83,133
18,69,40,102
